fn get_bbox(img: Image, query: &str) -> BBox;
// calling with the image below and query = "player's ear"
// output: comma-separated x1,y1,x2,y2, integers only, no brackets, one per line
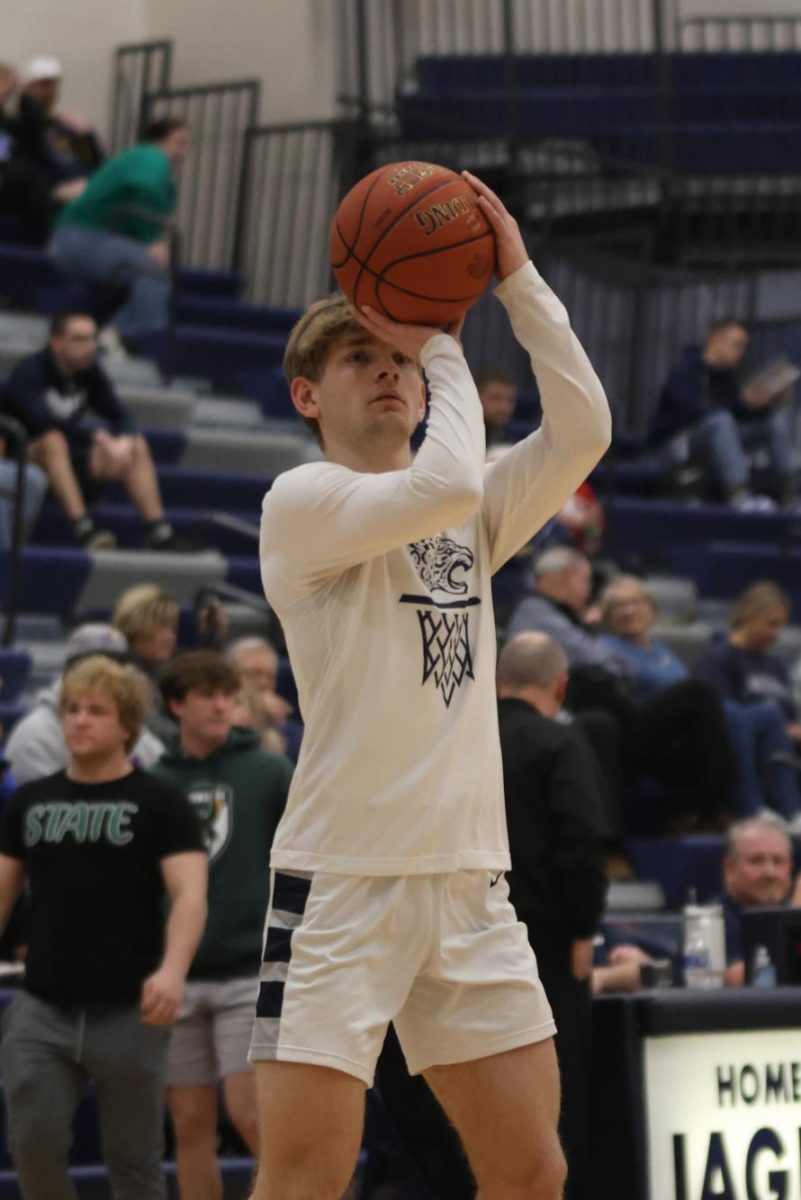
290,377,321,420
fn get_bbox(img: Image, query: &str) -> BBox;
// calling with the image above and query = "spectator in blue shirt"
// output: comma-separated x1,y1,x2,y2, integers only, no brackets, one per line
2,310,176,549
601,575,801,825
652,319,797,508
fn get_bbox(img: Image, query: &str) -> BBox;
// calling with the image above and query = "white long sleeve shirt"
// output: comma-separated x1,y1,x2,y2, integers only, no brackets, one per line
259,261,611,875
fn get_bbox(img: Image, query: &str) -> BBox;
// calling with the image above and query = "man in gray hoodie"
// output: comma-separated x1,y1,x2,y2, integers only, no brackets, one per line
5,622,163,783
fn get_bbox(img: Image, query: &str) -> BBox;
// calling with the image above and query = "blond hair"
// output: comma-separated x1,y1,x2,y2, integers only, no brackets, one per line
282,292,362,446
730,581,789,630
599,575,656,628
112,584,179,641
59,656,151,752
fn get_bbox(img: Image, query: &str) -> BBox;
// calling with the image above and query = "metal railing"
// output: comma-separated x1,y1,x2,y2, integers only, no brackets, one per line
142,80,260,271
108,40,173,154
459,238,801,439
0,416,29,648
677,14,801,52
234,120,359,307
337,0,678,116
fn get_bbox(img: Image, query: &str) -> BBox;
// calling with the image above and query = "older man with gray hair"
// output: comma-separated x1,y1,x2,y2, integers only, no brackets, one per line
721,811,797,987
497,630,608,1200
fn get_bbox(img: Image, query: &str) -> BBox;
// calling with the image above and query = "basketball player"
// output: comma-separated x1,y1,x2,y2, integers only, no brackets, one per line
249,172,611,1200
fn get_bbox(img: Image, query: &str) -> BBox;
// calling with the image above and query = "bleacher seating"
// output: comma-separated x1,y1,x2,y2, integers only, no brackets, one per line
401,51,801,172
1,37,801,1193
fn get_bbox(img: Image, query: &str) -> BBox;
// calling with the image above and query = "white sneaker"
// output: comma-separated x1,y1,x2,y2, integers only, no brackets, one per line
98,328,129,361
732,493,777,513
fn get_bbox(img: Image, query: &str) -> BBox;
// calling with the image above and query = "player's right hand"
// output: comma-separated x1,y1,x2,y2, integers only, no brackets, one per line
357,305,464,362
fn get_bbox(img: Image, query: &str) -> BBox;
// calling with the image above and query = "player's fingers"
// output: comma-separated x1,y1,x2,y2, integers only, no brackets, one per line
462,169,502,208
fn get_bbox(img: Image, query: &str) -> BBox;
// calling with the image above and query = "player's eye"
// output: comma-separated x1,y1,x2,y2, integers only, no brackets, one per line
394,353,413,367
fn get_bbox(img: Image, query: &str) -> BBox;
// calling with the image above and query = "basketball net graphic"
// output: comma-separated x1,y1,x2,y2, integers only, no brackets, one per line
416,607,475,707
402,534,479,708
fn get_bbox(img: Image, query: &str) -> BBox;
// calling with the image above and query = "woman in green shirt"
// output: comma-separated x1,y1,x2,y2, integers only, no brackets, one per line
50,117,190,343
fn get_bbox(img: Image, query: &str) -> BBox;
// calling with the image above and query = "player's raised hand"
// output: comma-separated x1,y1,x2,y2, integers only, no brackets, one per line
462,170,529,281
357,305,464,362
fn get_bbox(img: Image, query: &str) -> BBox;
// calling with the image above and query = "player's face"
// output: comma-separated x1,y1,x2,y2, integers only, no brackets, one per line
725,830,792,907
172,685,236,747
63,687,130,764
311,332,426,448
737,607,788,653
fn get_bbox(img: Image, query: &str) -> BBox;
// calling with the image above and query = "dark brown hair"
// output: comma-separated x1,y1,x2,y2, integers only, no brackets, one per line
160,651,241,708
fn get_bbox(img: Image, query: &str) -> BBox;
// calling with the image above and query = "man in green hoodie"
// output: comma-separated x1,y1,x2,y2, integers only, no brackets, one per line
150,651,292,1200
50,118,190,346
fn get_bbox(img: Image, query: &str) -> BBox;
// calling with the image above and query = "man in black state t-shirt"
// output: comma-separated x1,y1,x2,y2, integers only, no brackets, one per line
0,655,207,1200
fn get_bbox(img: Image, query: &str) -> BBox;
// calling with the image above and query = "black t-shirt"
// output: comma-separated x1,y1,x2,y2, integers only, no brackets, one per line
0,767,203,1006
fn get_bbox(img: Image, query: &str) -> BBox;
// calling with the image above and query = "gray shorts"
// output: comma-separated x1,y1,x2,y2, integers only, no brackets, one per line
167,977,258,1087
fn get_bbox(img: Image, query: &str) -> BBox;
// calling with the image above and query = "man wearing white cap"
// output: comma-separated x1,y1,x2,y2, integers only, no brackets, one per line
13,55,102,202
5,622,164,784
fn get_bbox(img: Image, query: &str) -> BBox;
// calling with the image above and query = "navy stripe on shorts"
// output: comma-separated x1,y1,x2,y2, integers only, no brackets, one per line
256,871,312,1021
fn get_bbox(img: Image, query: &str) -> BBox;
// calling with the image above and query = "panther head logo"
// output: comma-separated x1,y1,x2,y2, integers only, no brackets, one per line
408,536,474,596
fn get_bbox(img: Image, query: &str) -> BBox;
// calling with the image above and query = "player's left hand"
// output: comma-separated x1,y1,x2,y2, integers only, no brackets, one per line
462,170,528,281
140,966,184,1025
357,305,464,361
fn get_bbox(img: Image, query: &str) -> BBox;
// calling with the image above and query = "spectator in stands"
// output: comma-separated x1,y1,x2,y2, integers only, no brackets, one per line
693,581,801,748
5,622,164,784
0,63,53,242
721,812,795,986
151,651,291,1200
599,575,801,824
225,636,294,754
497,632,607,1200
112,584,180,741
652,318,797,509
50,118,191,348
0,655,207,1200
595,811,798,994
477,366,518,451
507,547,736,831
2,311,179,548
479,369,606,555
11,56,103,204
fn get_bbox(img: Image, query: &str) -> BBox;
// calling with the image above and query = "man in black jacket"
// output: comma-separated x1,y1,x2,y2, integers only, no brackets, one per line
497,631,608,1200
2,311,176,549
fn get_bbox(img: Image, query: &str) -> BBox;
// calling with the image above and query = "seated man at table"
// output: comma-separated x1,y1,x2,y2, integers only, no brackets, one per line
594,811,797,993
721,811,795,986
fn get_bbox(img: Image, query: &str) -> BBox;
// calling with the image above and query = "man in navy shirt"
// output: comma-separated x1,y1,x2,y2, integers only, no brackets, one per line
652,318,796,508
2,310,177,549
720,812,795,986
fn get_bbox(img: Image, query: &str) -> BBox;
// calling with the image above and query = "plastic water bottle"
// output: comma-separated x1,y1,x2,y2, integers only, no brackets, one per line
683,903,725,988
751,944,777,988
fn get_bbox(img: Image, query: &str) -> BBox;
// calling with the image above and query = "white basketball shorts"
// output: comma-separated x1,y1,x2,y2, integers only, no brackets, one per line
248,868,555,1086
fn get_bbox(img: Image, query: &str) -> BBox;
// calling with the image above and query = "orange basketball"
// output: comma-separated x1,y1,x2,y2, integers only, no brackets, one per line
330,161,496,326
